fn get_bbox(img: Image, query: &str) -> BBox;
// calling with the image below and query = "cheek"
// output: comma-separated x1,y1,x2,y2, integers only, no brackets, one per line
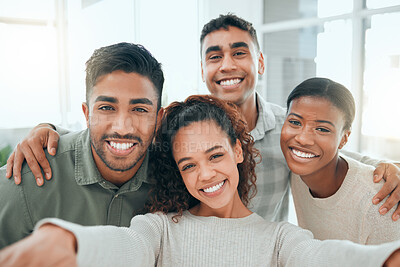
181,175,198,194
137,116,157,135
319,137,340,154
280,124,294,143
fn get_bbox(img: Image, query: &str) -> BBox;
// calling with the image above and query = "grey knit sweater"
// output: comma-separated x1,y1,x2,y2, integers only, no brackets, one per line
39,211,400,267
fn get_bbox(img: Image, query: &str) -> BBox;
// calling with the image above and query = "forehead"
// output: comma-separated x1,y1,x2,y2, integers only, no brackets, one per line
90,70,158,104
201,26,256,54
172,121,231,154
289,96,344,121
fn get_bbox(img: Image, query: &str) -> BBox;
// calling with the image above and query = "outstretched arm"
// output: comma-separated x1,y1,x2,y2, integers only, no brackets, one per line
0,224,77,267
0,216,160,267
5,123,70,186
342,150,400,221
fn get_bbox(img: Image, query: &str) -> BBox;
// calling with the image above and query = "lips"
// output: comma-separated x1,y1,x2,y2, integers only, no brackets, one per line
289,147,319,161
291,148,318,158
217,78,243,86
106,140,137,156
200,179,227,197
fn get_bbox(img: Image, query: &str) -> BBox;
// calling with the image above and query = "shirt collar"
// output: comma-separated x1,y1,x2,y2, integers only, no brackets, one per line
250,93,277,140
74,129,151,189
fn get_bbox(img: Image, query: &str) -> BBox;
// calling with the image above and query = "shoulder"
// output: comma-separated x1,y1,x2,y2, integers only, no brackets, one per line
16,130,85,178
130,212,170,229
56,130,86,155
343,155,381,193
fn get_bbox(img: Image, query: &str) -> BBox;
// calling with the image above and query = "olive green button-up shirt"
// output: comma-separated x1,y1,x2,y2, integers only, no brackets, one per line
0,129,153,248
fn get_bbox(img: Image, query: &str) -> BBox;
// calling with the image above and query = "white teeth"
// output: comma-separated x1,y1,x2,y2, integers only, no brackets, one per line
292,149,316,158
109,141,134,151
203,181,225,193
220,78,241,86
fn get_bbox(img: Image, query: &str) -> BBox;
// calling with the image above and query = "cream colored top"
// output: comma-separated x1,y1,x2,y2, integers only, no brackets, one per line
291,154,400,245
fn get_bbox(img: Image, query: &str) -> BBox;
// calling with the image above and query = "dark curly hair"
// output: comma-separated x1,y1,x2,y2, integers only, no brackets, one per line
145,95,259,221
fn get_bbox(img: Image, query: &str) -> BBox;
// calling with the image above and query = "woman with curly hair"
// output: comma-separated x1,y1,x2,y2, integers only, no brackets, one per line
145,94,258,220
2,95,400,266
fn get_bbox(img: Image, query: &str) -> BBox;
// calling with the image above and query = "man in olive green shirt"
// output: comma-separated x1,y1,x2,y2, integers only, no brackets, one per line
0,42,164,248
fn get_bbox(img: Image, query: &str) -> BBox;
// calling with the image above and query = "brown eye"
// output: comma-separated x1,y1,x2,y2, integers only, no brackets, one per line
289,120,301,126
99,106,114,111
210,153,223,160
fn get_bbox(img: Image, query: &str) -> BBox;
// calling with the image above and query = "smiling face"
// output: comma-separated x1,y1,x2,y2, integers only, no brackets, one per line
172,120,244,217
280,96,350,178
201,26,265,107
83,70,162,185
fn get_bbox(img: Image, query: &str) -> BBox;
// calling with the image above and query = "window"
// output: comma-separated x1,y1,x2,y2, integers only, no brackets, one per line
260,0,400,161
0,0,60,128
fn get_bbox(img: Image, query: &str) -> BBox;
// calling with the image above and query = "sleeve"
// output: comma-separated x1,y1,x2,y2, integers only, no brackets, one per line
275,222,400,267
35,214,164,267
0,168,34,248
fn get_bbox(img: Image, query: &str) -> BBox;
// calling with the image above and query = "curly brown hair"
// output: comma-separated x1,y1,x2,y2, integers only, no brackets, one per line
145,95,260,221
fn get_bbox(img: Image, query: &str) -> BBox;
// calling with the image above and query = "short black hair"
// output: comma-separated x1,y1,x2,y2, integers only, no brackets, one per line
200,13,260,55
287,77,355,130
85,42,164,109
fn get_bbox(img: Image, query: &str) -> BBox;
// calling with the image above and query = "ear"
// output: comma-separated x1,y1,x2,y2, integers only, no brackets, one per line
201,61,205,82
156,107,164,132
338,130,351,149
234,139,244,164
258,52,265,75
82,102,90,128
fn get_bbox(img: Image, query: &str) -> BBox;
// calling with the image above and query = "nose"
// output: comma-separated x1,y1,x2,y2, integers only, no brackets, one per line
219,55,237,72
294,126,315,146
198,163,216,182
111,113,136,135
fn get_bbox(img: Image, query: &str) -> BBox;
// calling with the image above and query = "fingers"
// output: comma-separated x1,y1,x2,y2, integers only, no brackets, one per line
29,137,52,181
5,152,15,178
11,145,24,185
47,131,60,156
373,177,396,206
391,202,400,222
15,142,44,186
379,186,400,221
373,164,385,183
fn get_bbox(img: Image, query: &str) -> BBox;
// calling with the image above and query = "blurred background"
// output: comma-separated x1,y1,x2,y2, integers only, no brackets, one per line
1,0,400,224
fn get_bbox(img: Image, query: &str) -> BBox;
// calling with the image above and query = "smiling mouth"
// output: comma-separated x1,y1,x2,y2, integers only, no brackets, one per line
290,148,318,159
216,78,243,86
201,180,226,193
106,140,138,155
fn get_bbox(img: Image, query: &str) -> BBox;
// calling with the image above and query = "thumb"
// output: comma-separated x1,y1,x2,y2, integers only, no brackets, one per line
373,164,385,183
47,131,60,156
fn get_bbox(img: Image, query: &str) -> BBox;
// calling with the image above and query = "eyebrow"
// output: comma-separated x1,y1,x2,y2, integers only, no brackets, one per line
94,96,153,106
288,113,335,127
94,96,117,103
129,98,153,106
205,45,221,55
230,42,249,49
176,145,223,165
204,42,249,55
